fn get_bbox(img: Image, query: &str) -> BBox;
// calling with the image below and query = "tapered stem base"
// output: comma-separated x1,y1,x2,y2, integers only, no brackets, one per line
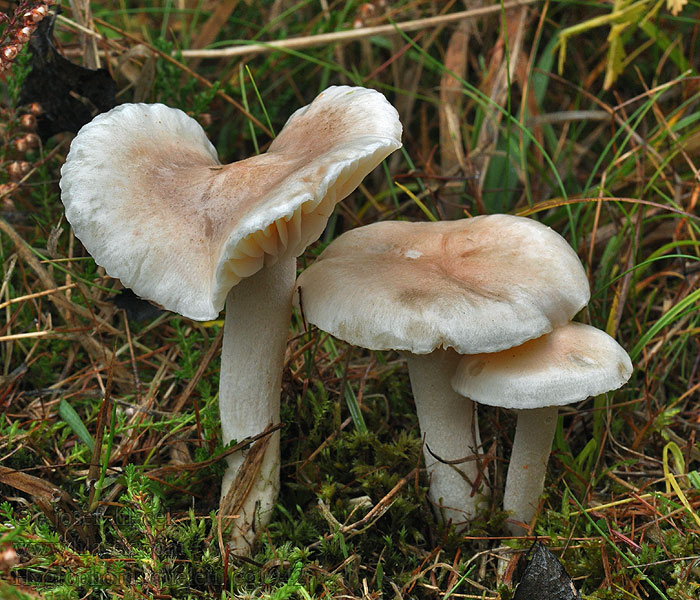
406,349,486,527
218,256,296,553
503,406,558,535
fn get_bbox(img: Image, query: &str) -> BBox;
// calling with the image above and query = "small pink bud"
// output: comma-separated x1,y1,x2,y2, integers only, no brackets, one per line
8,161,31,181
359,3,375,18
0,546,18,568
28,103,43,116
26,5,48,24
15,26,34,43
23,133,39,149
0,183,19,197
2,45,18,61
21,113,38,129
16,134,39,153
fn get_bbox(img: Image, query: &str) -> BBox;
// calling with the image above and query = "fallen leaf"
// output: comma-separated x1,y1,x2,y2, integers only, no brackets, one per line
0,466,87,545
667,0,688,16
514,542,582,600
18,11,116,142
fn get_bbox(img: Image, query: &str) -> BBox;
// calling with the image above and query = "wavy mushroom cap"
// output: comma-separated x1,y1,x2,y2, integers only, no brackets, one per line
452,322,633,409
60,86,402,320
295,215,591,354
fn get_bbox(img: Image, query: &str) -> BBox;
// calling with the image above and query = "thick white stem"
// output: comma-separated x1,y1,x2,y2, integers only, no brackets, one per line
406,349,485,526
503,405,558,534
218,255,296,552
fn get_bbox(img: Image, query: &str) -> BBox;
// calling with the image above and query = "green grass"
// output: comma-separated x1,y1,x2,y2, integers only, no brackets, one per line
2,0,700,598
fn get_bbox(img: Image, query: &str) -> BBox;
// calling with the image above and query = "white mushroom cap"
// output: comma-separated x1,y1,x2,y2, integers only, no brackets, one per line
296,215,590,354
451,322,633,409
60,86,402,320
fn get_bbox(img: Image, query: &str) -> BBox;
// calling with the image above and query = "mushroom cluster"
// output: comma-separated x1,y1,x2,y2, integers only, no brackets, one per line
453,321,632,533
60,80,631,547
296,214,632,532
60,86,402,551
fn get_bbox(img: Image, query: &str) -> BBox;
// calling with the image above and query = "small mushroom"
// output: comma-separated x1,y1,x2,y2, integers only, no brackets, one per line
295,214,590,525
451,322,633,534
59,86,402,550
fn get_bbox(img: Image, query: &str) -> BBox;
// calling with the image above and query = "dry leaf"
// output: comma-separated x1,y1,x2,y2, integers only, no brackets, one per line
667,0,687,15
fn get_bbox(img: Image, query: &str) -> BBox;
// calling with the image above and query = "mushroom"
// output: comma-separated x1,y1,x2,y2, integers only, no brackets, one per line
451,322,633,534
295,214,590,525
59,86,402,550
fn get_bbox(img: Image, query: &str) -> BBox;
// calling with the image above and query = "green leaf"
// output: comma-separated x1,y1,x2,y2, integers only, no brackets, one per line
630,287,700,360
58,399,95,451
688,471,700,490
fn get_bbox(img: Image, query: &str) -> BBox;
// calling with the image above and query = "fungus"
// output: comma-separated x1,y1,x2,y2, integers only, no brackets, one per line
59,86,402,550
452,322,632,534
295,214,590,525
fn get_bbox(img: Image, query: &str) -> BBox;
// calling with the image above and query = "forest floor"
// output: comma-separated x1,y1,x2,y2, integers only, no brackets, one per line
1,0,699,598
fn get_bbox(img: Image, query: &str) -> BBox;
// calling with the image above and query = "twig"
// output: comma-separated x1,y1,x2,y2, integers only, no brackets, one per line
180,1,539,59
170,327,224,413
0,282,79,309
90,16,273,137
0,217,126,377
